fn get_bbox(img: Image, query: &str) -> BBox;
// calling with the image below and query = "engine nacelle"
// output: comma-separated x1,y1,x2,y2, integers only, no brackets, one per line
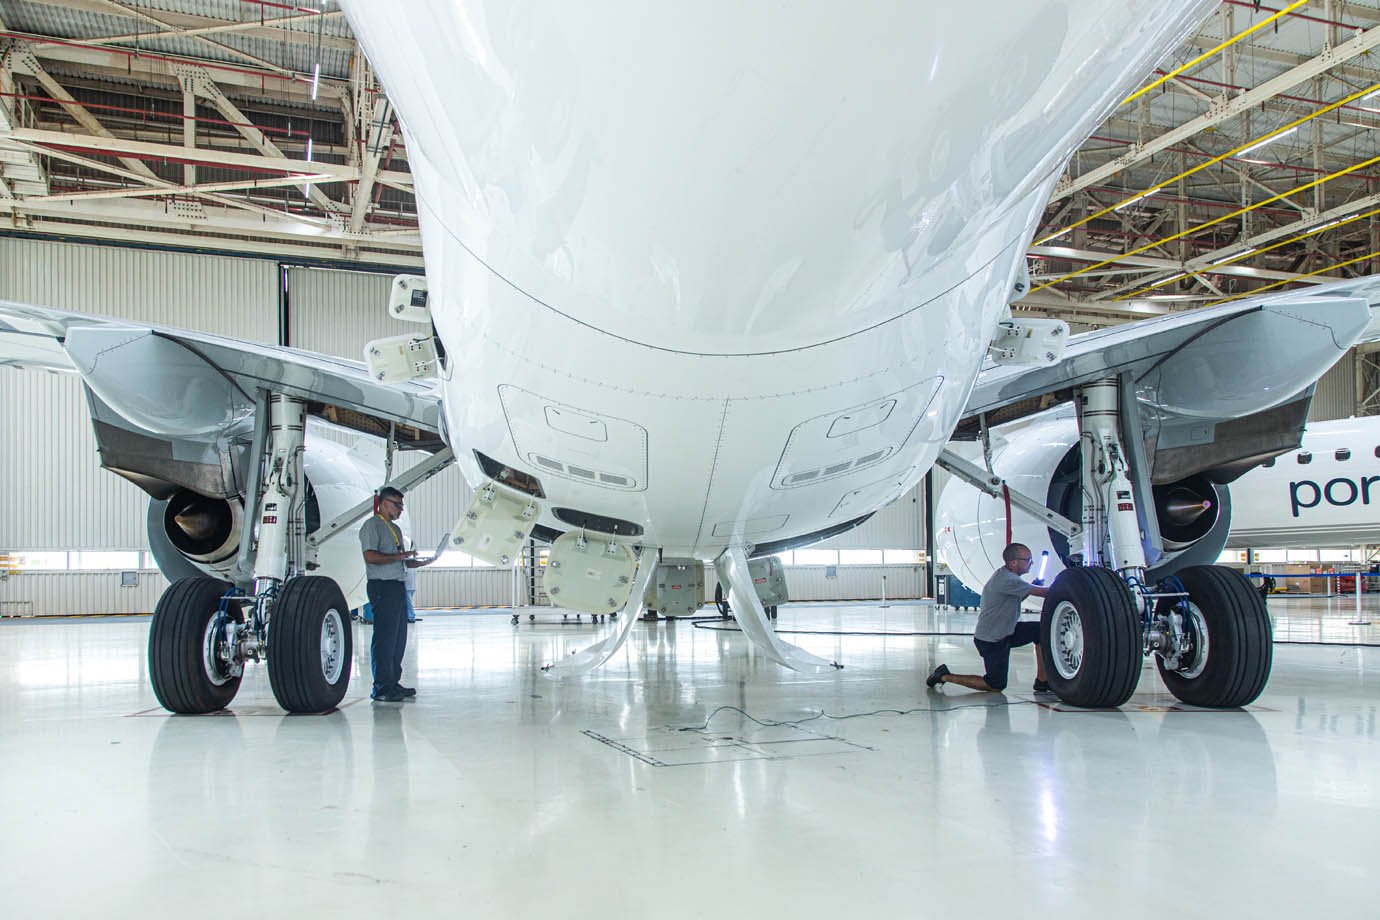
935,411,1232,596
146,436,383,610
163,491,243,569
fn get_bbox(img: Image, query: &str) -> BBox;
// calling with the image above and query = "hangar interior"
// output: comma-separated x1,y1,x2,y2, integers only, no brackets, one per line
1,3,1378,916
2,0,1379,615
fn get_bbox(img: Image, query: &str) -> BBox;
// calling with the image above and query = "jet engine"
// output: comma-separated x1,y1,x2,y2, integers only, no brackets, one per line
144,435,383,609
160,490,243,570
935,412,1232,596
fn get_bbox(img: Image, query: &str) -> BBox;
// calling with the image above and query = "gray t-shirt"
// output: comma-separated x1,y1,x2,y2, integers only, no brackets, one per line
359,515,406,581
974,567,1035,642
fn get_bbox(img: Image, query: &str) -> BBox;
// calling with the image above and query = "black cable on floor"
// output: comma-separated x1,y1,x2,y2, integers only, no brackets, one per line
691,620,975,638
676,699,1038,733
1274,639,1380,647
693,619,1380,646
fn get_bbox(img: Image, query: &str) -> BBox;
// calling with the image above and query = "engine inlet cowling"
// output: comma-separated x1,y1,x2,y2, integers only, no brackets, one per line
162,490,243,564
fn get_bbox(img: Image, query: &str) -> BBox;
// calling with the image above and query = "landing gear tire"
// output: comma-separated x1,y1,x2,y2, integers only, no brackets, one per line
511,614,519,626
1040,567,1141,708
267,576,353,714
714,583,731,618
1156,565,1272,708
149,577,244,715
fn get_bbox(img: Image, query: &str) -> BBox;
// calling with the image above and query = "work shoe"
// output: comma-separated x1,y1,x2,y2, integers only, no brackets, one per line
1032,679,1052,693
397,685,417,698
926,664,950,688
371,688,406,703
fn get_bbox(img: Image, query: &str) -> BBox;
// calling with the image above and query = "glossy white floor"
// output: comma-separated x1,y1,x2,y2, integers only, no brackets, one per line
1,596,1376,918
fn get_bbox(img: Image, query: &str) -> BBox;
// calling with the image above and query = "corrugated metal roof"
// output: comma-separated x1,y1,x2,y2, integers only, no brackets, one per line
1,0,353,80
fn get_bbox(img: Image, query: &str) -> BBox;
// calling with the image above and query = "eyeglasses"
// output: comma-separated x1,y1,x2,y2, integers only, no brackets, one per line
383,498,404,509
1013,556,1032,563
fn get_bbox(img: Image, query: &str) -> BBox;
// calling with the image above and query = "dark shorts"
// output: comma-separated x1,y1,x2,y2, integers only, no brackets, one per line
973,620,1041,691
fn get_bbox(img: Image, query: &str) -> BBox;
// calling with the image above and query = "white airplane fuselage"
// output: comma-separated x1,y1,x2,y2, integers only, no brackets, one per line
1227,418,1380,549
343,1,1215,559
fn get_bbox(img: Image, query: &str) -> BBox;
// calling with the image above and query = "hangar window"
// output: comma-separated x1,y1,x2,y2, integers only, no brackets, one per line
9,551,67,571
1297,452,1312,464
1336,449,1351,461
431,551,493,568
70,552,141,571
773,549,925,566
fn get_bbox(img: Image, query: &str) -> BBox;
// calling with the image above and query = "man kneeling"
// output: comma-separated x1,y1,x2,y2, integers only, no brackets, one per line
928,543,1051,694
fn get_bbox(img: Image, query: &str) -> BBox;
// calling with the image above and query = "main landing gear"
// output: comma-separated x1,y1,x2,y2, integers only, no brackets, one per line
945,377,1273,709
1039,562,1271,708
1037,379,1272,708
148,395,357,714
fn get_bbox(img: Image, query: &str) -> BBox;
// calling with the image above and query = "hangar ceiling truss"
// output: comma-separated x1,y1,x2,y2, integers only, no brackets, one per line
4,3,1380,315
0,0,419,266
1020,1,1380,328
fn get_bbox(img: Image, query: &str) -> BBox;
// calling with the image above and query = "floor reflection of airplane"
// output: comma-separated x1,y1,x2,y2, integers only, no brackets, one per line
3,0,1375,714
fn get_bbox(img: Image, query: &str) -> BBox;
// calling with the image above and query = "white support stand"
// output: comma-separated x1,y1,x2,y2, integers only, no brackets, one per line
542,549,659,677
1350,570,1371,626
880,575,889,608
715,546,842,672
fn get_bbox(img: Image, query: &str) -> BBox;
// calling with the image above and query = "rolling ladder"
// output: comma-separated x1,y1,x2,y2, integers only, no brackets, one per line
510,539,551,624
509,539,614,625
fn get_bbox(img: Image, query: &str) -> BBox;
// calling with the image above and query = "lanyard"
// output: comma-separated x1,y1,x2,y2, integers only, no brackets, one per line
375,513,403,551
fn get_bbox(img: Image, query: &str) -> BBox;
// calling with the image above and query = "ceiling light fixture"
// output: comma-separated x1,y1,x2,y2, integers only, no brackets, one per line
1114,187,1161,212
1238,125,1298,155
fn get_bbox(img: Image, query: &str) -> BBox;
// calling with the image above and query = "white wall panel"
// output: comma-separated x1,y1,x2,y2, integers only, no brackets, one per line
0,238,276,613
1309,351,1356,422
286,266,396,357
785,565,923,601
814,483,924,550
414,568,521,608
0,571,169,617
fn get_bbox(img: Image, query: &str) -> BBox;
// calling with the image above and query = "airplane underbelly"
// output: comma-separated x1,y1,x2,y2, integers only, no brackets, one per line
341,0,1218,557
345,0,1215,352
437,236,1027,557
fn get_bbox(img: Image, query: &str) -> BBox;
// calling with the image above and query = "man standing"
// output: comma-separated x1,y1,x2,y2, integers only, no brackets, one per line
927,542,1051,694
359,486,431,702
